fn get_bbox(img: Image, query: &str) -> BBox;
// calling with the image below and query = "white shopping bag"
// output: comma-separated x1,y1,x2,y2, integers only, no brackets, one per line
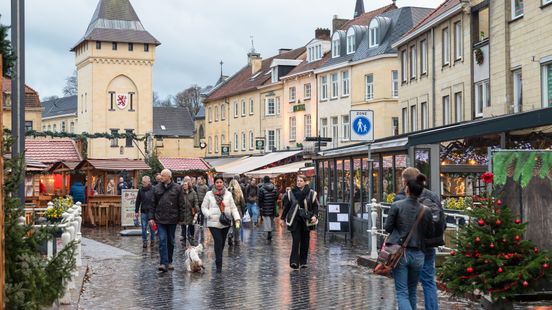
242,212,251,223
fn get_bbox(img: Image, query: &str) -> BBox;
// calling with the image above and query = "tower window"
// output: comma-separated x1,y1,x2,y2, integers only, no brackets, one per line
128,43,133,51
144,44,149,52
109,92,115,111
112,42,118,50
96,41,101,49
125,129,134,147
129,92,135,111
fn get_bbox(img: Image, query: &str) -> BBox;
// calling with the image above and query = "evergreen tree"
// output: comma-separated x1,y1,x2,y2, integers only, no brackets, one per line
439,172,550,301
0,15,15,77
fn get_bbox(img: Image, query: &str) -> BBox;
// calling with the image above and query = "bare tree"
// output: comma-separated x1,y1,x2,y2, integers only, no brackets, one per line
42,95,59,102
62,71,78,96
174,85,203,114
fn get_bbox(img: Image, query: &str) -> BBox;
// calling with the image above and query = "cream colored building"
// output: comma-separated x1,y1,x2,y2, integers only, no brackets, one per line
152,106,202,158
41,96,78,133
2,79,43,131
72,0,160,159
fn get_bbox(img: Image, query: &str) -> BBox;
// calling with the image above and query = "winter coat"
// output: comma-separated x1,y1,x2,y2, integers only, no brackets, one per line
149,181,191,225
258,182,279,216
245,184,258,203
229,187,246,216
196,184,209,206
384,197,433,250
135,185,154,214
201,189,241,229
183,189,199,215
281,185,319,232
70,182,86,204
117,181,129,195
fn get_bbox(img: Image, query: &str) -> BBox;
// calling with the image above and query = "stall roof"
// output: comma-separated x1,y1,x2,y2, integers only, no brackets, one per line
317,137,408,158
159,158,211,172
206,156,250,171
217,151,302,176
48,161,81,173
75,158,150,171
26,157,49,172
25,139,82,163
245,160,313,178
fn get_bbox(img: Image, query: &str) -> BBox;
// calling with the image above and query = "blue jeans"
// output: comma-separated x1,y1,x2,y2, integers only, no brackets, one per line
247,203,259,223
392,249,425,310
140,213,155,242
420,248,438,310
157,224,177,266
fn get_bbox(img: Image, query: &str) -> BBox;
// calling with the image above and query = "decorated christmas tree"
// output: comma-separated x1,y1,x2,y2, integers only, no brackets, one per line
439,172,550,301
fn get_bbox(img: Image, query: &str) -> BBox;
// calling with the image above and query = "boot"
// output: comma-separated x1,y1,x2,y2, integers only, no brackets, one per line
228,235,233,246
267,231,272,241
143,241,148,248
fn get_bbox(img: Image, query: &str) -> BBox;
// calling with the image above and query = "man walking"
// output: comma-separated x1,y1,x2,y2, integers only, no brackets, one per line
258,176,278,240
149,169,191,272
135,176,155,248
195,176,209,244
245,178,259,226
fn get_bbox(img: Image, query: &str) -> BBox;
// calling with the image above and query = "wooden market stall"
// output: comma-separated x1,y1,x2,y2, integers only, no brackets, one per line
74,158,150,226
158,157,213,184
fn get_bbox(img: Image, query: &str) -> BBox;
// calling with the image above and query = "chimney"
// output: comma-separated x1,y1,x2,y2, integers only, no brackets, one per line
279,48,292,55
332,15,349,32
248,51,262,75
315,28,331,41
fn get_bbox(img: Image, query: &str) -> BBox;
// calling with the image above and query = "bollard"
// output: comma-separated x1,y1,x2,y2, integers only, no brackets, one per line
47,201,54,209
370,198,378,259
59,228,73,305
74,203,83,267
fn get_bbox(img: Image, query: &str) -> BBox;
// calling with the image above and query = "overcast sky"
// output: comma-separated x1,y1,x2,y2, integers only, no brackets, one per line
0,0,442,100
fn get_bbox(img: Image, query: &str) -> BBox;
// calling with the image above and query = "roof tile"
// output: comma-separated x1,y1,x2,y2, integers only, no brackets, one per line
25,139,82,163
159,158,211,171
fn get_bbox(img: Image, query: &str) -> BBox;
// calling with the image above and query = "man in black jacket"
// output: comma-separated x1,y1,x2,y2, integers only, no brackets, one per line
135,176,155,249
258,176,279,240
149,169,190,272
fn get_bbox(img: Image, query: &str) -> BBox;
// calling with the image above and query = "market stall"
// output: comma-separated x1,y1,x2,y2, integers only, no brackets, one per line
159,157,213,184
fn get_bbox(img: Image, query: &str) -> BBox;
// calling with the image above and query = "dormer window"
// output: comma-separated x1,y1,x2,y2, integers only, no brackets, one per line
369,19,379,48
308,44,323,62
346,28,355,54
271,67,278,83
332,33,340,58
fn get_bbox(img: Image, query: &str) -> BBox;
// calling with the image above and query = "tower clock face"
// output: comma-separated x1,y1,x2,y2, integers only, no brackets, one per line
116,93,129,110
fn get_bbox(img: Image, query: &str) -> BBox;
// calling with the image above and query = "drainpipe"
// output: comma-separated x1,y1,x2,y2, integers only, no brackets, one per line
431,27,436,128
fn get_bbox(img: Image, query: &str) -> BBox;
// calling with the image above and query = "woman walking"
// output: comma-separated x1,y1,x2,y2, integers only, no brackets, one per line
228,179,245,246
181,180,199,247
201,176,241,273
384,174,433,310
281,175,319,270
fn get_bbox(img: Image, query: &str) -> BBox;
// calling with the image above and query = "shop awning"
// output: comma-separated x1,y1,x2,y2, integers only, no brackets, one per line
206,156,251,172
75,159,150,171
245,160,313,178
317,137,408,158
217,150,302,176
159,158,211,171
26,157,48,172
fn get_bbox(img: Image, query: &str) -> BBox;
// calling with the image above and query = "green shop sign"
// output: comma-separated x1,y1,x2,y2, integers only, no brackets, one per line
293,104,306,112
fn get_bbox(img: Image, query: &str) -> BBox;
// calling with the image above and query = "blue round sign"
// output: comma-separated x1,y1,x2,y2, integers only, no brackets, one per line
352,116,372,136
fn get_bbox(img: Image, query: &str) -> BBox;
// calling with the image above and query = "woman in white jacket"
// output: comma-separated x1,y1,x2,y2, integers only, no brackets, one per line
201,175,241,273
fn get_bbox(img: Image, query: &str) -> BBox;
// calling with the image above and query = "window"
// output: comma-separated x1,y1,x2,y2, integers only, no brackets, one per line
234,133,239,151
249,98,254,115
96,41,101,49
321,118,328,138
249,131,254,150
289,87,296,102
221,104,226,120
289,117,296,141
43,125,46,131
110,129,119,147
129,92,134,111
410,105,417,132
421,40,428,74
512,0,524,19
144,44,149,52
112,42,117,50
544,0,552,5
475,80,489,116
331,73,339,99
271,67,278,83
332,33,340,58
221,134,226,146
241,100,246,116
342,115,350,141
48,125,51,131
199,126,205,140
410,45,417,79
215,136,219,153
276,97,281,115
542,63,552,107
454,92,463,122
443,28,450,65
392,70,399,97
304,115,312,138
331,117,339,148
70,122,75,133
25,121,33,132
304,84,311,99
242,132,246,150
266,98,276,116
454,21,462,60
234,102,238,117
128,43,134,51
208,107,212,122
346,28,355,54
342,71,350,96
401,50,408,82
513,70,523,113
61,121,66,132
109,92,115,110
402,108,408,134
321,76,328,100
215,106,219,121
267,130,275,151
369,19,379,48
308,45,322,62
365,74,374,100
126,129,134,147
208,137,212,153
443,95,451,125
392,117,399,136
421,102,429,129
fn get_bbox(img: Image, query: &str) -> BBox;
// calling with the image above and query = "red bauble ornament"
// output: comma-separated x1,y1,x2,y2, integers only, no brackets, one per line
450,251,456,256
515,235,521,242
465,253,472,258
490,243,495,249
515,219,521,224
522,281,529,287
497,199,503,206
467,267,474,273
495,219,502,226
543,263,549,269
498,267,503,273
478,219,485,226
534,247,539,253
475,252,481,258
475,236,481,243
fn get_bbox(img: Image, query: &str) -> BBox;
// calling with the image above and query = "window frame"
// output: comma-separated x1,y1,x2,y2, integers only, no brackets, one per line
369,19,379,48
410,105,417,132
365,74,374,101
267,130,276,152
215,106,219,121
475,80,488,117
221,104,226,120
128,42,134,52
402,108,408,134
208,136,213,153
289,117,297,141
320,118,328,138
331,73,339,99
342,71,350,97
410,45,417,79
511,0,524,19
249,131,255,150
442,27,450,66
346,28,355,54
234,133,239,151
421,39,428,75
392,70,399,98
321,76,328,100
304,114,312,138
454,92,463,122
513,69,523,113
96,41,101,49
454,21,462,60
208,107,213,123
249,98,254,115
421,102,429,129
144,44,149,52
112,42,117,50
331,116,339,148
332,34,340,58
401,50,408,82
265,98,276,116
110,129,119,147
289,86,297,103
304,83,312,100
443,95,451,125
234,102,239,118
242,131,246,150
241,100,246,116
542,62,552,108
215,135,219,153
341,115,350,141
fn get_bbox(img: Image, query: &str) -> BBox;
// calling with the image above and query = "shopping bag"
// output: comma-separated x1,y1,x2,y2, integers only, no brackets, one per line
242,212,251,223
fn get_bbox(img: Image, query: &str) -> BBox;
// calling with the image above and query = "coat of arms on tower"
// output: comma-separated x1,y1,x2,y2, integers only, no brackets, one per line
116,94,129,110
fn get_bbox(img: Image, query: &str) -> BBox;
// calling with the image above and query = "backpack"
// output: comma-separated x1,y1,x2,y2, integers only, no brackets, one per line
419,194,446,248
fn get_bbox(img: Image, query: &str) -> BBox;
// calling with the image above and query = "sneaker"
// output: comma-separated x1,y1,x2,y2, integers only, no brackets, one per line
168,264,174,270
143,241,147,248
158,265,168,272
290,263,299,270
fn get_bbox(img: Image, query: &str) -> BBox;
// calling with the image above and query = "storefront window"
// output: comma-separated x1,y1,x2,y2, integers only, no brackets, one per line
336,160,344,202
343,159,351,203
382,155,394,201
415,149,431,187
321,161,329,206
328,160,336,202
353,158,362,217
372,159,380,203
395,154,408,196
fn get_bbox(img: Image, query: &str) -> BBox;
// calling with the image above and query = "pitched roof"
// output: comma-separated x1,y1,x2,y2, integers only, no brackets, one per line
75,158,149,171
25,139,82,164
41,95,77,118
72,0,160,51
153,106,195,137
340,3,397,30
283,52,331,79
205,47,306,102
159,158,211,171
195,105,205,119
2,78,42,108
401,0,461,38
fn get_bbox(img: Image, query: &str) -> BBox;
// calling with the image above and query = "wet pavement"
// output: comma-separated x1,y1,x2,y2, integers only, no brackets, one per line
78,224,517,309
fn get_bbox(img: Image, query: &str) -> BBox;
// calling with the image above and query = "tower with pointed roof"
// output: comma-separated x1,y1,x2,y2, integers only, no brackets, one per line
354,0,365,18
72,0,160,159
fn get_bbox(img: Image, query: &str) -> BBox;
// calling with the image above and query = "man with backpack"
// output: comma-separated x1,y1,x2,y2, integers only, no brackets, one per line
394,167,445,310
258,176,279,240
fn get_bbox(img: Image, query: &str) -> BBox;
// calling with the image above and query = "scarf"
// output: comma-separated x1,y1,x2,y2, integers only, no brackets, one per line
214,187,226,212
292,185,310,209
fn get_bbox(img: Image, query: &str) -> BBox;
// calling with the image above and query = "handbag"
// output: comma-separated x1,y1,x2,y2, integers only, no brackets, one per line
217,200,232,226
373,206,426,278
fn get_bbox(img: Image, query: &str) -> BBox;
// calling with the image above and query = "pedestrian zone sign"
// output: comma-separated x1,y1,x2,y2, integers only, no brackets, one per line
255,139,265,150
350,110,374,142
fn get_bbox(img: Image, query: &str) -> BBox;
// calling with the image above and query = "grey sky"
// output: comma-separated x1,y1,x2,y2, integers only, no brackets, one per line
0,0,442,100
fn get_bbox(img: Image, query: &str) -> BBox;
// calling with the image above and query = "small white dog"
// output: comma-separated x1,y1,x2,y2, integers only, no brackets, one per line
184,244,204,273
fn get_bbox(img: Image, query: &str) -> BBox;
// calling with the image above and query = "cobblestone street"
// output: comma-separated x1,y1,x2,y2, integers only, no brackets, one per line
78,224,481,309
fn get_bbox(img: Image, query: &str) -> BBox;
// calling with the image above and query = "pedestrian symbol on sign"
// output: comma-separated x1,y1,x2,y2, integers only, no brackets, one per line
353,116,371,136
350,110,374,142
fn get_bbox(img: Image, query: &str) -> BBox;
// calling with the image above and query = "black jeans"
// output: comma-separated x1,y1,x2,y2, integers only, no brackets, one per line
181,224,195,245
290,227,310,266
209,226,230,270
